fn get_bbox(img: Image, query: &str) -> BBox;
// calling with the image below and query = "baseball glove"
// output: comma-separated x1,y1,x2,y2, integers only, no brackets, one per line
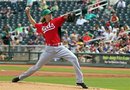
67,12,76,22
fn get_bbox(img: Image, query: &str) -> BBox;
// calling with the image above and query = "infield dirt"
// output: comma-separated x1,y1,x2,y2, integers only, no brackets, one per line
0,82,112,90
1,65,129,90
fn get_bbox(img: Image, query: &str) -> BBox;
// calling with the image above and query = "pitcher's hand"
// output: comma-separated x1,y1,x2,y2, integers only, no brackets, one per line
25,7,31,15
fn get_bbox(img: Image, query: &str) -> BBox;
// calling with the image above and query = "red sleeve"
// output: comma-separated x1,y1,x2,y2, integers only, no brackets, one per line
35,23,43,34
54,16,66,27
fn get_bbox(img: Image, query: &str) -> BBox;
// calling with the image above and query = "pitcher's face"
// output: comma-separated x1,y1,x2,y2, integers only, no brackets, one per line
44,14,52,21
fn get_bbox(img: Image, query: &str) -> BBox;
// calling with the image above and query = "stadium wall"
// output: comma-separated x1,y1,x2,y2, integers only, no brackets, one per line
0,45,130,68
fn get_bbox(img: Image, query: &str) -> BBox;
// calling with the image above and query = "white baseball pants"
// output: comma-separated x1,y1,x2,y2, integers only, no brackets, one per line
19,45,84,83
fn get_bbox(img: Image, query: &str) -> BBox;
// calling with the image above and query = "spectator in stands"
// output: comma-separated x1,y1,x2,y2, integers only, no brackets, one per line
97,41,105,53
118,27,126,36
2,24,12,34
76,42,86,62
77,35,84,43
89,44,97,53
12,31,20,41
27,39,34,45
76,41,84,53
76,40,86,62
12,37,20,45
123,24,130,31
84,46,90,53
99,14,108,26
39,0,49,11
127,36,130,52
27,25,35,36
70,31,78,41
117,0,126,8
15,23,24,35
69,39,77,53
62,34,71,49
35,34,44,45
62,31,70,41
117,32,128,49
76,35,84,49
82,32,93,43
111,41,120,54
104,6,115,16
18,33,23,44
112,25,118,32
126,34,130,45
6,7,14,18
1,0,130,54
20,28,28,41
76,15,88,26
51,2,59,12
87,6,93,13
0,52,6,60
13,29,23,45
0,7,7,19
91,25,101,37
62,39,69,49
110,29,117,41
29,32,37,41
104,41,113,53
102,28,113,40
110,12,119,27
0,7,13,19
1,33,12,45
119,45,130,54
125,45,130,53
85,12,97,20
7,24,13,32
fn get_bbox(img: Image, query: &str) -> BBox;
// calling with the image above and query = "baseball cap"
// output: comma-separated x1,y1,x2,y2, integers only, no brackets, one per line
41,9,52,17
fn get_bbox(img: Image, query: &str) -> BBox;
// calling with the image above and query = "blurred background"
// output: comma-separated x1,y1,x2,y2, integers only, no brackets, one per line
0,0,130,68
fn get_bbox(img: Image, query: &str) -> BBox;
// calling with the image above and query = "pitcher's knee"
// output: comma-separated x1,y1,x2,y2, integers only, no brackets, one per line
31,65,41,72
70,56,78,62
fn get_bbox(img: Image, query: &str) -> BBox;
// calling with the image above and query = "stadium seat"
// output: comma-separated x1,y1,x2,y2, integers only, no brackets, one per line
0,0,130,38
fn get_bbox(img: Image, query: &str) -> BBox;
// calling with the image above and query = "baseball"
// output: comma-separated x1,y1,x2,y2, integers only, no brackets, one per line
25,7,30,14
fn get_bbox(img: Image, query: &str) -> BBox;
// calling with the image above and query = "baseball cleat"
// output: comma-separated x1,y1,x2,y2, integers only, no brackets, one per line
12,77,20,83
76,83,88,89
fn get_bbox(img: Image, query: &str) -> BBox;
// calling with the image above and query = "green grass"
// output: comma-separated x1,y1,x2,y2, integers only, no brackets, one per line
0,65,130,90
0,66,130,75
1,76,130,90
0,66,28,71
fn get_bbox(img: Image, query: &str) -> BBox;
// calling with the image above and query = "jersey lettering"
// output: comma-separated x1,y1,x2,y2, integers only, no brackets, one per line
42,22,55,33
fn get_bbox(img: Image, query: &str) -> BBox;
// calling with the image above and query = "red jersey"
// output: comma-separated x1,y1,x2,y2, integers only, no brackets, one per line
35,16,65,45
82,35,91,42
111,15,118,22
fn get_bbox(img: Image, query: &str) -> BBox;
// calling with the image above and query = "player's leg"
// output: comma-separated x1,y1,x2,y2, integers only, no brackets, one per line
12,46,55,82
55,46,88,89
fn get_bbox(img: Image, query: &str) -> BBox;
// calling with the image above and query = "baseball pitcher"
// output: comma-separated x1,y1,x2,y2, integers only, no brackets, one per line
12,4,88,89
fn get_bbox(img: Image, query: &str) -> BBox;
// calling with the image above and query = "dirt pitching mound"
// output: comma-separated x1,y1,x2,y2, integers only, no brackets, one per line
0,82,112,90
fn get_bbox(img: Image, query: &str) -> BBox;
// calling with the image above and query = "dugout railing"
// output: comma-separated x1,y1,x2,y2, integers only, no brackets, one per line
0,45,130,68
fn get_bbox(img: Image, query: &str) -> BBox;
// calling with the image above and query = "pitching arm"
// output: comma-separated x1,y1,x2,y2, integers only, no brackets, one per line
61,12,76,22
25,7,36,27
61,13,69,20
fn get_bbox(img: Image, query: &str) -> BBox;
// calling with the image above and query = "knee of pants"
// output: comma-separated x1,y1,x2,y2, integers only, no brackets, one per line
31,65,41,72
70,55,78,62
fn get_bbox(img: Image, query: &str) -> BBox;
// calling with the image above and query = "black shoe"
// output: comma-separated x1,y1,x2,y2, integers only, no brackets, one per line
76,83,88,89
12,77,20,83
